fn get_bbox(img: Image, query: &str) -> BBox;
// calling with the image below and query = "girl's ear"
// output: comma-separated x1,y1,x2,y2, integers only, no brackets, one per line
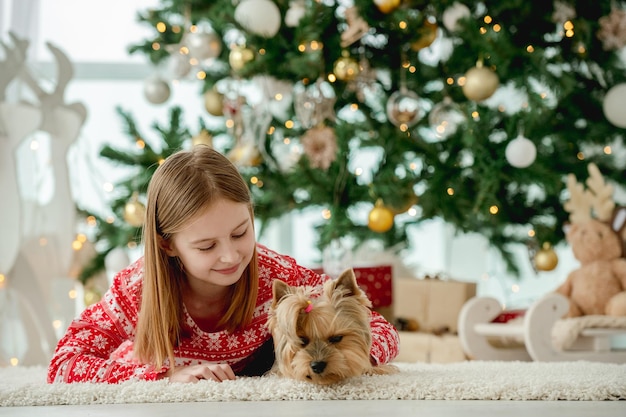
158,236,177,257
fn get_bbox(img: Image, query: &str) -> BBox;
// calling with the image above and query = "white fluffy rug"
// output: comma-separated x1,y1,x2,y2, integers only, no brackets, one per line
2,361,625,406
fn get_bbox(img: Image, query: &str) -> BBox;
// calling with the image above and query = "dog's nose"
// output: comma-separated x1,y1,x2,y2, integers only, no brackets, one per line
310,361,327,374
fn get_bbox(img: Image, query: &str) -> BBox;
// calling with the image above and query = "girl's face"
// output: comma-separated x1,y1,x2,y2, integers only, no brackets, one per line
162,198,255,290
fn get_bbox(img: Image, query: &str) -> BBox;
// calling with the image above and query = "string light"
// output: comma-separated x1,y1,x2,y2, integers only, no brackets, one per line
489,205,499,214
322,209,331,220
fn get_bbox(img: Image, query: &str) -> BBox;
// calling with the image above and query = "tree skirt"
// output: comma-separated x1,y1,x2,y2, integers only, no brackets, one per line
2,361,625,406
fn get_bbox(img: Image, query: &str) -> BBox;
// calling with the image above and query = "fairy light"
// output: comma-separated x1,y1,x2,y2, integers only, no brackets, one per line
135,138,145,149
151,42,161,51
105,216,115,224
407,207,418,216
10,358,18,366
493,24,501,32
457,76,466,86
250,176,259,185
471,111,480,120
259,48,266,55
577,152,585,160
285,120,294,129
604,146,612,154
399,123,409,132
479,27,487,35
30,139,40,150
196,71,206,80
527,45,535,53
72,240,83,251
275,93,283,101
172,25,181,34
528,229,536,237
564,20,574,37
327,73,337,82
322,209,332,220
399,21,407,29
355,167,363,176
484,16,493,24
156,22,166,33
350,103,358,111
52,320,63,330
446,77,454,85
447,187,455,196
225,119,235,128
68,289,77,299
0,273,5,289
489,205,499,214
511,284,520,293
267,126,276,135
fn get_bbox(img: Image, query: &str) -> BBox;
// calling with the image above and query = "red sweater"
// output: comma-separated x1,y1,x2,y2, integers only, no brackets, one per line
48,244,399,383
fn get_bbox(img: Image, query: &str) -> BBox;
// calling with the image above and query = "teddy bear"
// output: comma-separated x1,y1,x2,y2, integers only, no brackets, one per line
554,163,626,318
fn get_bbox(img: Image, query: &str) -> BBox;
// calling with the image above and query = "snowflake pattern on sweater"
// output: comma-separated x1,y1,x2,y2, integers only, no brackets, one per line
47,244,399,383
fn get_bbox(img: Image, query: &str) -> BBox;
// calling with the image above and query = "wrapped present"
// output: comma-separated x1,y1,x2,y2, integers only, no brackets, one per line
394,275,476,333
311,265,393,309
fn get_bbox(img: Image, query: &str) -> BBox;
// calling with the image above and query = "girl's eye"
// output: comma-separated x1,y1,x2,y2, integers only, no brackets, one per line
233,229,247,239
198,245,215,252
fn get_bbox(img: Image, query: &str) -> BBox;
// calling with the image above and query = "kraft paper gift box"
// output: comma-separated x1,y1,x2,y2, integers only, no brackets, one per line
393,276,476,333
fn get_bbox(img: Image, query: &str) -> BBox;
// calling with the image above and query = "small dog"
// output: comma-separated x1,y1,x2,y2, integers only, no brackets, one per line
267,269,397,385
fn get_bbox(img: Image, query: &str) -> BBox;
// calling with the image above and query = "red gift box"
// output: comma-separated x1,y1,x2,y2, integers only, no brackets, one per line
311,266,393,309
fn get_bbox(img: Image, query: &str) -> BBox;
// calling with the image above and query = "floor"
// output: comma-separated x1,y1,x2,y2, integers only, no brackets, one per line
1,400,624,417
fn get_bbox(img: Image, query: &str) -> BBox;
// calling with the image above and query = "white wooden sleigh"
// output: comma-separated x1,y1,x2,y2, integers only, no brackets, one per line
458,293,626,363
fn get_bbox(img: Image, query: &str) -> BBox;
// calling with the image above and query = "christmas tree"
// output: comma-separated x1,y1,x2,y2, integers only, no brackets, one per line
80,0,626,283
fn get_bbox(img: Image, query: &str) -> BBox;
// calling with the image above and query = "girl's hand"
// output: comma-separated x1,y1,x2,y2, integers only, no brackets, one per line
166,363,236,383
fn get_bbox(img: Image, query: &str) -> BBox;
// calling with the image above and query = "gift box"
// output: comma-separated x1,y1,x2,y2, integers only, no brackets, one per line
394,276,476,333
311,265,393,309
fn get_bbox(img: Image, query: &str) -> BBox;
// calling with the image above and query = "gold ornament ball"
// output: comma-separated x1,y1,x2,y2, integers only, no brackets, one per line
535,242,559,271
229,46,254,71
368,200,395,233
333,54,360,81
374,0,401,14
192,130,213,147
462,64,500,101
124,198,146,228
203,89,224,116
411,19,438,51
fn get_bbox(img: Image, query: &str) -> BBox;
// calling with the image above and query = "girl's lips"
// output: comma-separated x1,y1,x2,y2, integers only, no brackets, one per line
216,264,239,274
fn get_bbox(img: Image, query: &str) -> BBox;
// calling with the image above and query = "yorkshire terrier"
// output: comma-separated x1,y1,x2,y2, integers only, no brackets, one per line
267,269,398,385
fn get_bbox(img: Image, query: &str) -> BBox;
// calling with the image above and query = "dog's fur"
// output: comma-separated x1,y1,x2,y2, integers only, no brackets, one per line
267,269,398,385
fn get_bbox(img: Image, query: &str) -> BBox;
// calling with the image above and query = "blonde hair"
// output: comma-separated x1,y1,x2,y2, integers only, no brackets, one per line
135,145,259,369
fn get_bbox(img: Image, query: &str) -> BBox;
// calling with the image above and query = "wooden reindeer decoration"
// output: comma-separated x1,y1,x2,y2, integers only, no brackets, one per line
555,163,626,317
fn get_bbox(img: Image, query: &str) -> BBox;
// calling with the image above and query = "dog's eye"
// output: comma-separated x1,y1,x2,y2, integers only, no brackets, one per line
300,336,310,346
328,335,343,344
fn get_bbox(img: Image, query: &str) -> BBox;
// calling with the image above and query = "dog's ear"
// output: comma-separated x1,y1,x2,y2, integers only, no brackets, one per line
333,269,362,297
272,279,291,307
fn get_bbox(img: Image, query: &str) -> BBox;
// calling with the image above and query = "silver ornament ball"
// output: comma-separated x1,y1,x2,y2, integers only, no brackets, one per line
143,76,171,105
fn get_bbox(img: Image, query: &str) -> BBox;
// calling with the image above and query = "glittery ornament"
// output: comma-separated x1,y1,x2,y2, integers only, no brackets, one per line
301,125,338,170
597,8,626,51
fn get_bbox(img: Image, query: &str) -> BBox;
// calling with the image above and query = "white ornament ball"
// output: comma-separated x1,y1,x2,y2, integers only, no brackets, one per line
185,31,222,61
143,76,171,104
104,247,130,277
168,52,192,79
603,83,626,128
285,1,306,27
505,134,537,168
235,0,281,38
442,2,471,32
386,89,422,128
